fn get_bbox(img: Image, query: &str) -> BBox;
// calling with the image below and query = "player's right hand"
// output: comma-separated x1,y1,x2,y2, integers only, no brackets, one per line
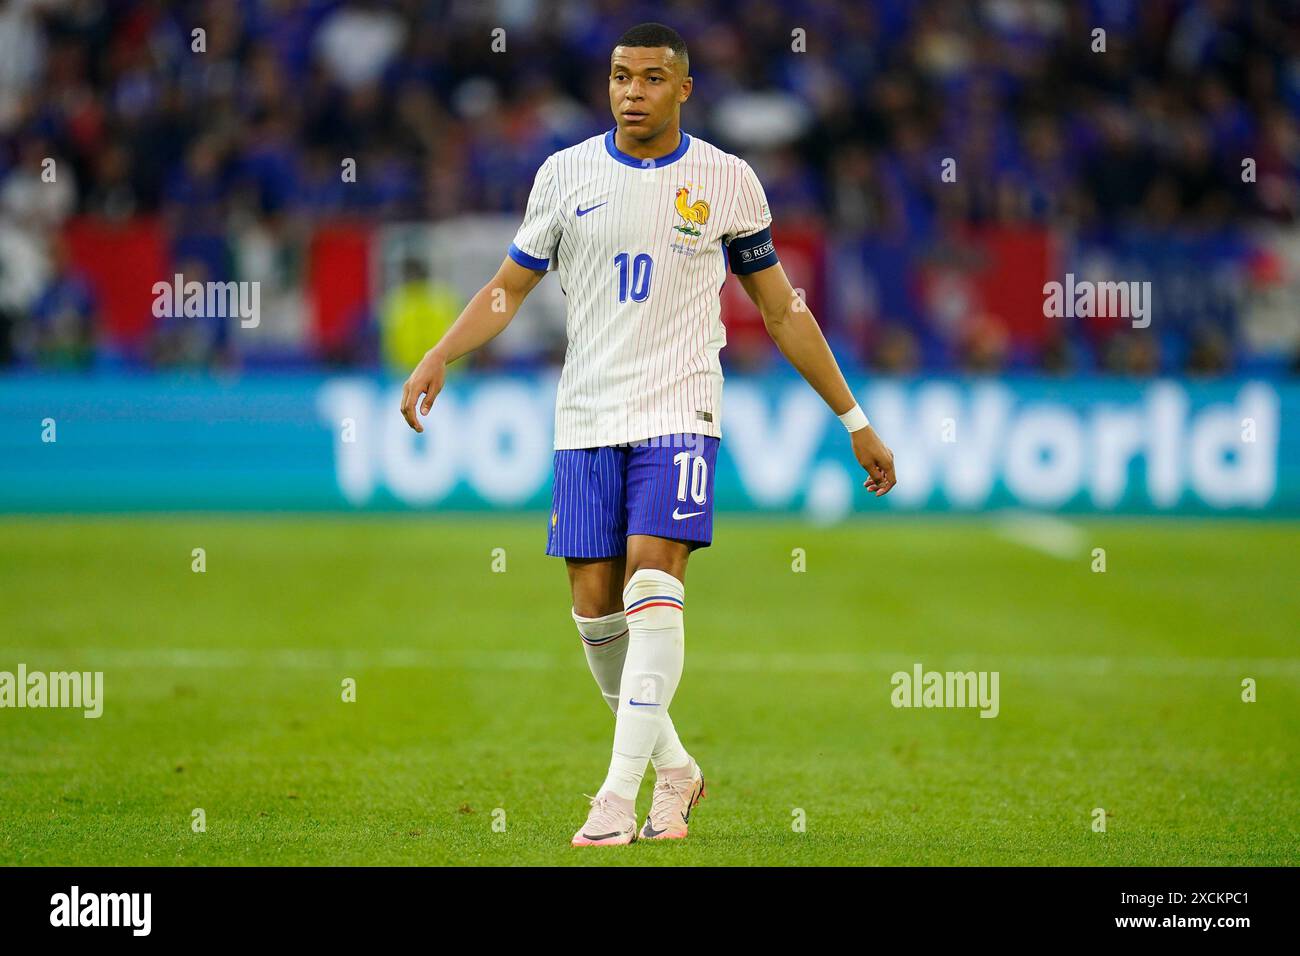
851,425,897,497
400,350,447,433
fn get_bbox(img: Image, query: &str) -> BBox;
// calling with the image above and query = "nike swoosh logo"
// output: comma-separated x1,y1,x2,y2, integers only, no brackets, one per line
575,201,608,217
672,508,705,520
629,699,660,707
684,785,701,822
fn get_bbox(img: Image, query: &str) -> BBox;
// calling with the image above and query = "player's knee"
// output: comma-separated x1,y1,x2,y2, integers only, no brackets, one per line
572,597,622,619
625,561,685,589
625,536,690,582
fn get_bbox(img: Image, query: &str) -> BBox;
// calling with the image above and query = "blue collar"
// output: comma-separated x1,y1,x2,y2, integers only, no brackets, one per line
604,127,691,168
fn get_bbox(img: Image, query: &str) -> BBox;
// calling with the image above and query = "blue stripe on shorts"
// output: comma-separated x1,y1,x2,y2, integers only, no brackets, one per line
546,445,628,558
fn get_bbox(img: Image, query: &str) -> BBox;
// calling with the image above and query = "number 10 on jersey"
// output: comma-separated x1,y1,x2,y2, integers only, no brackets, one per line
673,451,707,505
614,252,653,303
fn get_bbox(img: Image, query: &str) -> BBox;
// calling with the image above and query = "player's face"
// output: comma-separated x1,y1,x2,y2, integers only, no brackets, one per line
609,46,691,141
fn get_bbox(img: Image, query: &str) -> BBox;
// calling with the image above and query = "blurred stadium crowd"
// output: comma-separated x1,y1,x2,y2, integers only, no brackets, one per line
1,0,1298,376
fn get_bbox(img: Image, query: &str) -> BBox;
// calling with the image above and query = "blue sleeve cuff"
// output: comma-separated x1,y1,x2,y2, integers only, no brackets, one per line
508,243,549,272
725,226,778,275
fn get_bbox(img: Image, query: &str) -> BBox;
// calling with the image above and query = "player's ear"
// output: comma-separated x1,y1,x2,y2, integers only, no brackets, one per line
679,75,692,102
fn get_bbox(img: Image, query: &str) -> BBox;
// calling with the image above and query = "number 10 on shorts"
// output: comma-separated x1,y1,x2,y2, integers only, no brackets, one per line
673,451,708,505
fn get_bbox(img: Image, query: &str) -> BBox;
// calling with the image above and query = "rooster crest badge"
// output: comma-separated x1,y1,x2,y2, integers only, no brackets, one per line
672,184,709,237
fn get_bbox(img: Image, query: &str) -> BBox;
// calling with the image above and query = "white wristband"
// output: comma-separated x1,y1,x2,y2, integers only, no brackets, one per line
838,403,870,433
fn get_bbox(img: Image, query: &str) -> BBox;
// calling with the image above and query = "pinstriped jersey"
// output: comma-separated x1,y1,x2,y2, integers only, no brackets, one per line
508,128,778,449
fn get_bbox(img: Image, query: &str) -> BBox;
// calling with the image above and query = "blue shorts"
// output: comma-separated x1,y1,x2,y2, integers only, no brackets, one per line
546,433,720,559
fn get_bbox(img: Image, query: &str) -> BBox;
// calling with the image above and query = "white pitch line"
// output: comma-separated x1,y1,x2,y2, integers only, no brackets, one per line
994,509,1088,560
4,649,1298,678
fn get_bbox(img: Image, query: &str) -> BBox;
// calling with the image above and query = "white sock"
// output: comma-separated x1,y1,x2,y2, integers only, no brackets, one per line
573,608,691,773
572,608,629,714
599,569,686,800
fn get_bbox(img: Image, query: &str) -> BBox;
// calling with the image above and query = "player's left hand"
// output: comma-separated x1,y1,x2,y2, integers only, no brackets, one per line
400,349,448,433
851,426,896,496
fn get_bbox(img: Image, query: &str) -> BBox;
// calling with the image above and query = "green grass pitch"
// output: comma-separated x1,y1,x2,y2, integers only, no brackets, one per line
1,515,1296,866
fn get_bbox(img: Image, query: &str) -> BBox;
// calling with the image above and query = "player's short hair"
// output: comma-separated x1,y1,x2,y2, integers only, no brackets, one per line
614,23,689,73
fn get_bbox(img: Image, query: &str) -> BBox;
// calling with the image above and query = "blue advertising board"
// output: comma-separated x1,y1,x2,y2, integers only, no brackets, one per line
1,374,1295,515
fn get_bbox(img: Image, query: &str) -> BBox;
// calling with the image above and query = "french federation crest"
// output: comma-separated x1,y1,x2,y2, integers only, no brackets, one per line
670,184,709,256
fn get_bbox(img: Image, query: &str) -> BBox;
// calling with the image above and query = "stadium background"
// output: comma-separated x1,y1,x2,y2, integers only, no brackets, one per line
4,0,1299,375
1,0,1297,516
1,0,1297,867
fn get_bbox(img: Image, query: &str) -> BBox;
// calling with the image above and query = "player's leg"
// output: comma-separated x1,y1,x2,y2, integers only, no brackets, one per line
616,534,705,838
548,445,651,845
567,555,627,714
599,434,717,838
567,553,694,804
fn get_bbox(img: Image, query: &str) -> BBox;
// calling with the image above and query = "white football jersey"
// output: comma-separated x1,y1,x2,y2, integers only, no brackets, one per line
509,128,778,449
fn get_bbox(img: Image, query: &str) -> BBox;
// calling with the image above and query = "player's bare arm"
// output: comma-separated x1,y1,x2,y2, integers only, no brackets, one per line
737,262,897,496
400,255,545,433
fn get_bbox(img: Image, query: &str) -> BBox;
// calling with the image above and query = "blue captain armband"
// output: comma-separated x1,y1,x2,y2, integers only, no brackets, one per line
725,226,779,275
